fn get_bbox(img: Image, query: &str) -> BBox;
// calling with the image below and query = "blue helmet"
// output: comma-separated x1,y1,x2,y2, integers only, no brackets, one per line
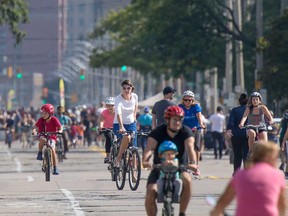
158,141,178,154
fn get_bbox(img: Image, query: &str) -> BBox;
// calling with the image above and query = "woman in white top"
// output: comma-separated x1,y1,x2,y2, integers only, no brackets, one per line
113,80,138,166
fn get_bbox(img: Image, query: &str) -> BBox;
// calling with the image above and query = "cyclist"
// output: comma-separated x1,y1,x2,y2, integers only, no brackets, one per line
178,90,205,176
33,104,62,175
156,140,182,203
210,141,286,216
137,106,152,153
142,106,198,216
239,92,273,156
113,80,138,167
98,97,115,163
55,105,71,159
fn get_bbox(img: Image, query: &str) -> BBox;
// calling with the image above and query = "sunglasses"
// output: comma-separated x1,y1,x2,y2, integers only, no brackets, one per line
183,99,192,102
122,86,132,90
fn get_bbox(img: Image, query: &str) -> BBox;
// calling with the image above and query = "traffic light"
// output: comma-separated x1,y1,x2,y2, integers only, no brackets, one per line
121,65,127,72
16,67,22,79
80,69,85,80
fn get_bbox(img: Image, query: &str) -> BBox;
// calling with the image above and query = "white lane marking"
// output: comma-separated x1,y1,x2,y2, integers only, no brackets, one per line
14,157,22,173
5,149,12,158
61,189,86,216
27,176,34,182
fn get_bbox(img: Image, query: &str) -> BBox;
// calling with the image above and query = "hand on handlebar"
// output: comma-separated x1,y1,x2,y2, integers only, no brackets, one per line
239,124,244,129
187,164,198,172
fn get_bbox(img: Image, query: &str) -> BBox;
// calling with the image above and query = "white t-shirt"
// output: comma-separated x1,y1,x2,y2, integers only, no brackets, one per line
113,93,138,124
209,113,225,133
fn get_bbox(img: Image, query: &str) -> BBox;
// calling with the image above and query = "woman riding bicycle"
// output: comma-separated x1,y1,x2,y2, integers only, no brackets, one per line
239,92,273,155
113,80,138,167
33,104,62,175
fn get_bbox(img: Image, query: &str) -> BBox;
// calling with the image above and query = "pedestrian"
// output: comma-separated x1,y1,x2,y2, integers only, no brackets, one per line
209,106,226,159
178,90,205,176
279,109,288,177
152,86,176,129
137,106,152,153
98,97,115,163
142,106,198,216
226,93,249,174
210,141,286,216
113,80,138,167
239,92,274,157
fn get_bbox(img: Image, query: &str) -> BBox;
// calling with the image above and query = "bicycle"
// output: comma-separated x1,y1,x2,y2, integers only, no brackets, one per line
154,164,186,216
56,136,64,163
34,132,62,182
137,130,150,155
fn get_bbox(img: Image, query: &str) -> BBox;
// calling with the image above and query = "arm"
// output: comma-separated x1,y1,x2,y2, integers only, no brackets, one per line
239,107,249,128
278,188,286,216
134,103,138,122
184,137,198,171
142,136,157,168
261,105,273,124
210,182,235,216
152,114,156,129
98,114,104,131
196,112,205,129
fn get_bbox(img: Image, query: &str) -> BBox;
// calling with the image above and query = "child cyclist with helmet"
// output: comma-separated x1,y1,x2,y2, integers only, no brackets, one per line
32,104,62,175
98,97,115,163
156,140,182,203
239,92,273,156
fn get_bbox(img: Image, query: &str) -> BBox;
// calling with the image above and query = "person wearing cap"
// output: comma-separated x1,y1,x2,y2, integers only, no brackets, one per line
137,106,152,153
151,86,177,129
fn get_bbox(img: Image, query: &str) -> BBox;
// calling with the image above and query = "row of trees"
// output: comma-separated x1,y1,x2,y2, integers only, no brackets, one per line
88,0,288,108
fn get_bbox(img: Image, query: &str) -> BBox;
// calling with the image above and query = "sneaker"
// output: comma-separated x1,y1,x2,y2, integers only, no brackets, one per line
53,167,60,175
36,152,43,161
104,157,110,164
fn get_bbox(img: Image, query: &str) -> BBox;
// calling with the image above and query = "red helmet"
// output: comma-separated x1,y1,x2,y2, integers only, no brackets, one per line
164,106,184,119
41,104,54,115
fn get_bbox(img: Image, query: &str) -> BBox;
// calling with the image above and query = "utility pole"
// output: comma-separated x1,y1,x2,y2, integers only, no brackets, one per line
224,0,233,94
255,0,263,90
234,0,245,92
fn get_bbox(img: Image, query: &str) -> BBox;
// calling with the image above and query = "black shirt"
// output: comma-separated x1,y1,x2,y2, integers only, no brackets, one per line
149,124,193,164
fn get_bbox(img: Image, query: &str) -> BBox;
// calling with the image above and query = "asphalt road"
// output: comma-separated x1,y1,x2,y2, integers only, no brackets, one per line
0,140,285,216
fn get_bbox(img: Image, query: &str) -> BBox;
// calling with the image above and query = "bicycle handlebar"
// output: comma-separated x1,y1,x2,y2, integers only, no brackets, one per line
153,164,187,173
32,132,63,137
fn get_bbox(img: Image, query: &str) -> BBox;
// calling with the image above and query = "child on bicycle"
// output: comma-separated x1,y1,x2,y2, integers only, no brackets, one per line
239,92,273,155
156,140,182,203
32,104,62,175
98,97,115,163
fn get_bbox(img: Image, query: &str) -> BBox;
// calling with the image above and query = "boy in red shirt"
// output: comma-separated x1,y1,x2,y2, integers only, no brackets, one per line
33,104,62,175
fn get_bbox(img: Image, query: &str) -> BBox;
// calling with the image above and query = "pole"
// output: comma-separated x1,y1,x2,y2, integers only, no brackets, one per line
255,0,263,90
225,0,233,94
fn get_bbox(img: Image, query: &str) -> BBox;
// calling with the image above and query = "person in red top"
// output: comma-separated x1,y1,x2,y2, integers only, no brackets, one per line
33,104,62,175
99,97,115,163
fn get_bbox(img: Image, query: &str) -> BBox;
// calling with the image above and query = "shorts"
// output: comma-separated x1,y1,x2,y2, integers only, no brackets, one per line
40,136,56,149
113,122,137,146
246,125,267,133
191,130,202,152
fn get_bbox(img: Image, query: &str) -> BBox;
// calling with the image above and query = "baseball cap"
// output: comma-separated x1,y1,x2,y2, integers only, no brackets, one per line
163,86,176,95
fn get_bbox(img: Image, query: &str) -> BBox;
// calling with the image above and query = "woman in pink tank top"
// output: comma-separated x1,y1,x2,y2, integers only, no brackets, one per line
210,141,286,216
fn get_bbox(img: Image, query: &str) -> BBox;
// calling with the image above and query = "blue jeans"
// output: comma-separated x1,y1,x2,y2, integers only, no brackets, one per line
113,122,137,147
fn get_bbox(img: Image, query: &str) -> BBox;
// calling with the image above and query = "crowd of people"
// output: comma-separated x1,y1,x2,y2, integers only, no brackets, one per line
1,79,287,216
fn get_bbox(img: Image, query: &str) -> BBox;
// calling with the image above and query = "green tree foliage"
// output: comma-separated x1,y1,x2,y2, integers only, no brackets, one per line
263,10,288,100
0,0,29,44
89,0,253,79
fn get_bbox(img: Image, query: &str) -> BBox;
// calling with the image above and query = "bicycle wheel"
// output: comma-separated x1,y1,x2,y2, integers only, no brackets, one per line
128,149,141,191
110,144,118,181
115,154,126,190
56,140,63,163
163,202,173,216
44,149,51,182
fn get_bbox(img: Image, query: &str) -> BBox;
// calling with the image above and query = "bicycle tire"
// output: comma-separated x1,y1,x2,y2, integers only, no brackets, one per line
116,154,126,190
110,144,118,181
163,202,173,216
128,149,141,191
44,149,51,182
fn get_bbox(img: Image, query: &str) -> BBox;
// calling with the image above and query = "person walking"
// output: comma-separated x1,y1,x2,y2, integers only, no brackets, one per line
226,93,249,174
152,86,176,129
210,141,286,216
279,109,288,176
209,106,226,159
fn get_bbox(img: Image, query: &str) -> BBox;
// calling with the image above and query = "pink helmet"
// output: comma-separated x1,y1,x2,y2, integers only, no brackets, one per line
41,104,54,115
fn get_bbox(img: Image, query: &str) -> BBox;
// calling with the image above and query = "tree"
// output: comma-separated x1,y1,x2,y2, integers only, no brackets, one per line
0,0,29,44
263,10,288,101
89,0,254,79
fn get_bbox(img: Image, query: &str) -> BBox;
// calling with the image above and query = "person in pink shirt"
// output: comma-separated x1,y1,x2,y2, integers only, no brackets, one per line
210,141,286,216
99,97,115,163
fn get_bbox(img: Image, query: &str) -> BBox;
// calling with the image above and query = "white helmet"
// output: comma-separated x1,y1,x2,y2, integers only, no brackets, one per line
250,92,262,100
183,90,194,98
105,97,115,105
